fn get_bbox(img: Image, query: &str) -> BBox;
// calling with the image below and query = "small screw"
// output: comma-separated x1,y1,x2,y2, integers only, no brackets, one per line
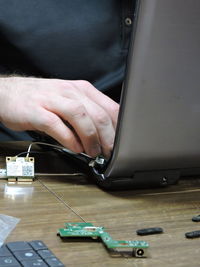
125,17,132,26
161,177,168,185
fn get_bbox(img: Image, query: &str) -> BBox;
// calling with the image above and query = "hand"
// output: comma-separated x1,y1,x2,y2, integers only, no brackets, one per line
0,77,119,158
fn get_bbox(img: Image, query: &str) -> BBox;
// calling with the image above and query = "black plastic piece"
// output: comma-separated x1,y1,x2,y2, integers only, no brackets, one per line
6,241,32,252
136,227,163,236
192,215,200,222
37,250,55,259
185,230,200,239
0,256,21,266
45,257,65,266
29,240,48,251
93,169,180,190
21,259,48,267
0,245,12,257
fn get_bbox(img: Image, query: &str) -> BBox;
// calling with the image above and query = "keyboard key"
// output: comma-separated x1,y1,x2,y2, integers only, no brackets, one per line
6,241,31,252
4,240,65,266
38,249,55,259
29,241,47,251
14,250,40,261
0,256,21,266
0,245,12,257
21,258,48,267
45,257,65,266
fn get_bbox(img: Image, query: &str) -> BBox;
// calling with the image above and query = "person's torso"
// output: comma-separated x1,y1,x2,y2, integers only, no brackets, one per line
0,0,134,96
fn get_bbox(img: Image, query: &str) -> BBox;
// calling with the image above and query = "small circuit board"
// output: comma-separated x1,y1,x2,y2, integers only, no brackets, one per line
6,157,35,182
58,222,149,257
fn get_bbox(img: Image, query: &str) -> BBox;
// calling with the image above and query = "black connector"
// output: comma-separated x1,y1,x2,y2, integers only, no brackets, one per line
185,230,200,239
136,227,163,236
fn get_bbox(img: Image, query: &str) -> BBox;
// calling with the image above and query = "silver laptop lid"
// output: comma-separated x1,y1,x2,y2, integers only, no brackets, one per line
105,0,200,179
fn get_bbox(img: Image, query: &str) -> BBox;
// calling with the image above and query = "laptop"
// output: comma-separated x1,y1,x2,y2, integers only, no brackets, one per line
41,0,200,189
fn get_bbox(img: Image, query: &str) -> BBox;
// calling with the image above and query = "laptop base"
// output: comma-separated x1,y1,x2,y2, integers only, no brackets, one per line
91,168,180,189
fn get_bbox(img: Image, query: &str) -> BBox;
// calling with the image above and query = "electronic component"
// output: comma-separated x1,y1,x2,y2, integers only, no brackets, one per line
192,215,200,222
136,227,163,236
57,222,149,257
6,157,35,182
0,240,64,266
185,230,200,239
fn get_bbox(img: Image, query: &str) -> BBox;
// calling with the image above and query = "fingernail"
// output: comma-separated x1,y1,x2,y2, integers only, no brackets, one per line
90,144,101,157
102,144,113,159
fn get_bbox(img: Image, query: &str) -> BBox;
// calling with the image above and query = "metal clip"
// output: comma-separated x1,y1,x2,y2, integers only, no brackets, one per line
89,156,106,168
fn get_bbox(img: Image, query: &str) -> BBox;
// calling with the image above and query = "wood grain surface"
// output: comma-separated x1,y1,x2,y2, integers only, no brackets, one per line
0,142,200,266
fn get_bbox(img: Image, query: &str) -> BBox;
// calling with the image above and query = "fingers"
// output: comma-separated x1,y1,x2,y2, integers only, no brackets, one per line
52,80,118,158
32,108,84,154
46,95,115,158
80,97,115,158
76,80,120,129
61,80,119,129
44,98,102,157
2,78,119,158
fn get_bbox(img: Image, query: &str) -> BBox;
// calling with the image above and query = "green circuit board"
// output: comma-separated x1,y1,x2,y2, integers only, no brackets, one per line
58,222,149,257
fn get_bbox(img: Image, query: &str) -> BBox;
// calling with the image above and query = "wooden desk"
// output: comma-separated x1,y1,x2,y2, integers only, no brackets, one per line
0,142,200,266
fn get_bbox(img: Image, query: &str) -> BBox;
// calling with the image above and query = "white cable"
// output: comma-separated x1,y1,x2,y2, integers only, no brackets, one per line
25,141,92,159
25,142,77,157
37,178,87,222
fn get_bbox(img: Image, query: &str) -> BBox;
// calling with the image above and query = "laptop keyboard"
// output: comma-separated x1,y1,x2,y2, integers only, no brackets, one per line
0,240,65,266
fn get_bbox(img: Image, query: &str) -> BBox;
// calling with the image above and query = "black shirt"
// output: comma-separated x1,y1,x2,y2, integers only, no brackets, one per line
0,0,135,97
0,0,135,140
